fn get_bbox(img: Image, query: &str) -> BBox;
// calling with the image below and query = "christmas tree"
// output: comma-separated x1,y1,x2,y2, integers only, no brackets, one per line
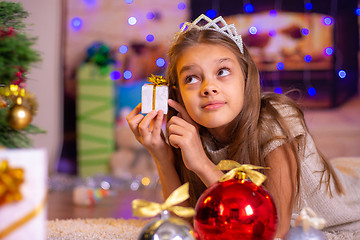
0,1,44,148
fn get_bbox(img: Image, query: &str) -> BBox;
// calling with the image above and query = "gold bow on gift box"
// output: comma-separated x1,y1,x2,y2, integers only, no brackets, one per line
132,182,195,218
216,160,269,186
0,160,24,206
147,74,168,111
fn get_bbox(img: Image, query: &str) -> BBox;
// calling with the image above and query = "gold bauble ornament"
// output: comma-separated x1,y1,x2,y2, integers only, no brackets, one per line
6,104,32,130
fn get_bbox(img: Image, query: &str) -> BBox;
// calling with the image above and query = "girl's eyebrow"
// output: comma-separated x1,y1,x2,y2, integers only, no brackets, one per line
178,64,196,76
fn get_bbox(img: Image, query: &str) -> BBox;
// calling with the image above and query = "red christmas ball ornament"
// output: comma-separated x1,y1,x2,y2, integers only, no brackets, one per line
194,161,278,240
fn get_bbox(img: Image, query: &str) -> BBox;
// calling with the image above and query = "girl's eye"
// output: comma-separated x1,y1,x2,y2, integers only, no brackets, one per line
185,75,200,85
218,68,230,77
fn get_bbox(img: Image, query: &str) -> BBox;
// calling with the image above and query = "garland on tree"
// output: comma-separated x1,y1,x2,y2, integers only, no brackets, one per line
0,1,44,148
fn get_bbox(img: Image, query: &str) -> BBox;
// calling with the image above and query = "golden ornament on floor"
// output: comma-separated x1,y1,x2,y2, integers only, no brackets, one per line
6,97,32,130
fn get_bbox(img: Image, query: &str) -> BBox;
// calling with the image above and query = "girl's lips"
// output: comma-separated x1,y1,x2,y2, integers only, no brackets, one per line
202,101,225,110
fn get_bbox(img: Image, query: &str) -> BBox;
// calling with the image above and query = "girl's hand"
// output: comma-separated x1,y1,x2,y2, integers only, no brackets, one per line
167,99,208,172
126,103,171,161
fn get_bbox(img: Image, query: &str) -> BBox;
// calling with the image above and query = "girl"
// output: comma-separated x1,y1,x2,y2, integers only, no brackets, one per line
127,14,360,238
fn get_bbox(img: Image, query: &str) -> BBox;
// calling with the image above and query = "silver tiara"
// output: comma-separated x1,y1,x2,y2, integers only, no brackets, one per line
178,14,244,54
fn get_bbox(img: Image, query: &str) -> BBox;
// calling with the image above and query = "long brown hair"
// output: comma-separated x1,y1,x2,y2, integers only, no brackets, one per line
166,28,343,207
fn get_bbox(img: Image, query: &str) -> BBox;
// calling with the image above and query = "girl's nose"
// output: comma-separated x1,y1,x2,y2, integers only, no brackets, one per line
201,82,219,96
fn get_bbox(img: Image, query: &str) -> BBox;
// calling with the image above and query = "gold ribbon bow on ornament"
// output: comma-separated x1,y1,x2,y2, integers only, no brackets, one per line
0,160,24,206
294,207,326,232
147,74,168,111
216,160,269,186
132,182,195,218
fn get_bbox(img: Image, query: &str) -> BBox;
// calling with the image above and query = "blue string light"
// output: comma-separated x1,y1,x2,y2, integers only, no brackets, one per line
269,30,277,37
128,17,137,25
305,2,313,10
356,8,360,16
269,10,277,17
206,9,217,18
83,0,97,7
325,47,334,55
244,3,254,13
274,87,283,94
304,55,312,62
178,2,186,10
119,45,128,54
123,70,132,80
249,26,258,34
125,0,133,4
301,28,309,36
146,12,155,20
146,34,155,42
156,58,166,67
323,17,333,25
110,71,121,80
308,87,316,96
71,17,83,31
277,62,284,70
338,70,346,79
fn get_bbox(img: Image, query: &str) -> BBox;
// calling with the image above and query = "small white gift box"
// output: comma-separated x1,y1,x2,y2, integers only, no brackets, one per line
141,75,168,114
0,149,47,240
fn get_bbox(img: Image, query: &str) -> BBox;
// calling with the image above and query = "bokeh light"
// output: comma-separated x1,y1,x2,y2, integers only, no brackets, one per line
110,71,121,80
244,3,254,13
274,87,283,94
128,17,137,25
123,70,132,80
178,2,186,10
304,55,312,62
301,28,309,35
308,87,316,96
125,0,133,4
249,26,258,34
325,47,334,55
269,30,277,37
206,9,217,18
323,17,333,25
146,12,155,20
269,10,277,17
305,2,313,10
356,8,360,16
71,17,83,31
338,70,346,79
83,0,97,7
156,58,166,67
277,62,284,70
146,34,155,42
119,45,128,54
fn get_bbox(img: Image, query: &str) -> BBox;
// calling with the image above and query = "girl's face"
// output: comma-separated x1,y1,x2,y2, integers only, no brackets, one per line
176,43,245,133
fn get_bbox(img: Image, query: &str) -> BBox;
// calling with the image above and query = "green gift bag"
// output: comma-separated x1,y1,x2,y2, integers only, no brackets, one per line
76,63,115,177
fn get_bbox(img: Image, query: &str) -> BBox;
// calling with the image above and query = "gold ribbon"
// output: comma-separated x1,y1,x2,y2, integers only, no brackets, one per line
132,182,195,218
216,160,269,186
294,207,326,232
0,196,47,238
147,74,168,111
0,160,24,206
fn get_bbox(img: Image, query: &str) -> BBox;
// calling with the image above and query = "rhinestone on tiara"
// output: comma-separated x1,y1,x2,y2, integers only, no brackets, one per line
178,14,244,54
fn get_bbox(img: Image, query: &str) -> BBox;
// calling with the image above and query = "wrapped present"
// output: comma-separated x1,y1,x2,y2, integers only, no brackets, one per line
141,75,168,114
0,149,47,240
77,63,115,177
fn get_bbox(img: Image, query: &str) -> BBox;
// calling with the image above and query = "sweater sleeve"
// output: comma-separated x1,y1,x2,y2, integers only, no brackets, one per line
260,103,306,158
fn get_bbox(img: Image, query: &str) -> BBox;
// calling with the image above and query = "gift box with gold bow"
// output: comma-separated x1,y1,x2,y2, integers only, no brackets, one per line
0,149,47,240
141,74,168,114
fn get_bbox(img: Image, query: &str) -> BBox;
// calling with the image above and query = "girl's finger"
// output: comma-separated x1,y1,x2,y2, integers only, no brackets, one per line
152,110,164,136
138,110,157,137
126,103,141,121
168,99,194,124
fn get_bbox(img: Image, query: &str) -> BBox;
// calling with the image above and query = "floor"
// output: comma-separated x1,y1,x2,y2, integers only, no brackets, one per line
304,94,360,159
